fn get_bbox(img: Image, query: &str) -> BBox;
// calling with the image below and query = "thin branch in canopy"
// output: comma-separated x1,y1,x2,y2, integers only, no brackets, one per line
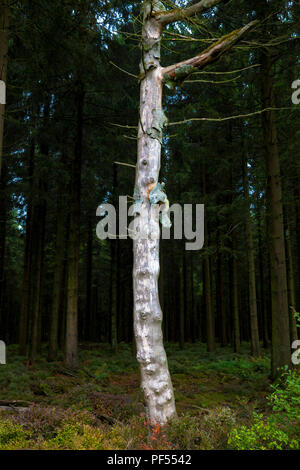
155,0,231,26
161,20,258,89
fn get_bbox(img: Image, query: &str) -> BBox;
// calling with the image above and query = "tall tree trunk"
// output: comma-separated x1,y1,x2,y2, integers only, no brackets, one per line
29,97,49,363
65,82,84,369
202,161,215,352
190,255,197,343
204,256,215,352
85,215,93,341
179,252,185,349
285,219,298,342
0,0,9,178
216,238,227,346
48,193,67,361
260,50,291,378
133,1,176,424
293,187,300,311
232,236,241,354
0,158,7,324
19,141,35,355
110,163,119,353
243,157,260,356
29,201,46,363
184,252,192,342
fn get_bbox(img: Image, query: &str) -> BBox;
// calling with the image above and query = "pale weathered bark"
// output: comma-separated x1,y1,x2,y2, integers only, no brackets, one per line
133,0,258,424
0,0,9,178
133,1,176,425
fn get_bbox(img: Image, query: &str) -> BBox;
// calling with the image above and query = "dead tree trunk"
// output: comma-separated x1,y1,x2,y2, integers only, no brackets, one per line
133,2,176,424
133,0,257,424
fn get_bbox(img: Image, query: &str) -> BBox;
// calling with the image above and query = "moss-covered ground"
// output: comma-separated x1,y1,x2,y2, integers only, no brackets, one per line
0,342,298,450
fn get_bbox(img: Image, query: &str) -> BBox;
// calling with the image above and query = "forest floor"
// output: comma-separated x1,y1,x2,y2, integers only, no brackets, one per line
0,342,298,450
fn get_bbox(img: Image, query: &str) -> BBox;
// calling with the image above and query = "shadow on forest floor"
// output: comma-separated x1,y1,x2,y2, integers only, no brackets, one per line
0,342,298,450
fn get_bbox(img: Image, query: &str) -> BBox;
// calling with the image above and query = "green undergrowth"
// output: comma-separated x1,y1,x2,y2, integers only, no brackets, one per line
0,342,298,450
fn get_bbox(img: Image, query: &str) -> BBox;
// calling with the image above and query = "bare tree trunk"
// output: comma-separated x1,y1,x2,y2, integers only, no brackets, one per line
216,235,227,346
285,219,298,342
184,252,192,342
0,0,9,178
0,159,7,325
133,1,176,424
202,161,215,352
65,82,84,369
85,215,93,341
29,96,49,363
48,193,67,361
204,256,215,352
179,252,185,349
232,236,240,354
256,194,270,348
132,0,257,424
19,141,35,356
243,157,260,357
110,164,119,353
29,201,46,364
190,255,197,343
260,50,291,378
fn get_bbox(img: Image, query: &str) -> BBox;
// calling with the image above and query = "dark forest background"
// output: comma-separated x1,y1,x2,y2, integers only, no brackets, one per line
0,0,299,375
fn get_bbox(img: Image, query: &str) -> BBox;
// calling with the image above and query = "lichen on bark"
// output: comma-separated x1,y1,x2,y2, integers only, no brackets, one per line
164,64,198,89
149,182,172,228
146,108,168,143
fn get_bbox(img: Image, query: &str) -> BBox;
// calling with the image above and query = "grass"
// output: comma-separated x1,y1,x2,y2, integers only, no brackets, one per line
0,342,298,450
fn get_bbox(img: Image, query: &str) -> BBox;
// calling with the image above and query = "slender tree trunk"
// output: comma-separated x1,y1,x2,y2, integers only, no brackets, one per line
85,215,93,341
159,245,166,340
202,161,215,352
243,158,260,356
59,236,68,351
19,142,35,356
0,0,9,178
65,82,84,369
29,201,46,363
293,187,300,310
216,239,227,346
48,193,67,361
110,164,118,353
179,252,185,349
285,219,298,342
204,256,215,352
260,50,291,378
133,1,176,424
256,194,270,348
0,158,7,324
190,255,197,343
184,252,192,342
232,236,241,354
